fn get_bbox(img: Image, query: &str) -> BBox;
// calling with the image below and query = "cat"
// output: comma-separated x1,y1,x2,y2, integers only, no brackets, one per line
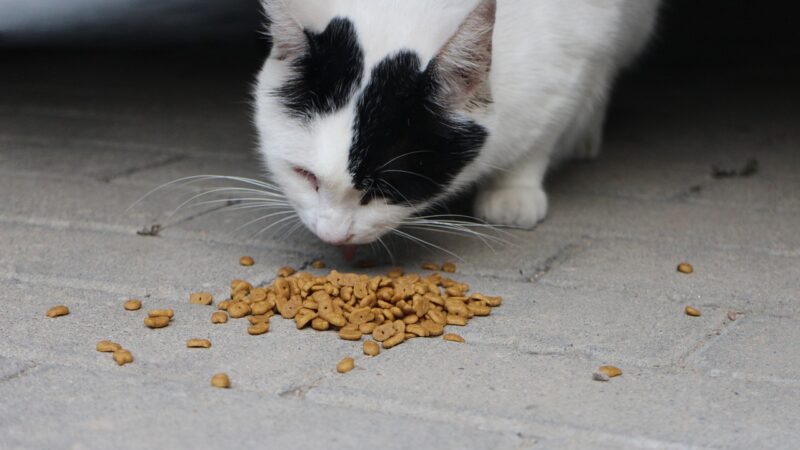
253,0,661,245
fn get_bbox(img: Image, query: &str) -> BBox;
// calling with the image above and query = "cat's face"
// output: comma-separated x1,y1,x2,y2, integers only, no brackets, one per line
254,0,495,245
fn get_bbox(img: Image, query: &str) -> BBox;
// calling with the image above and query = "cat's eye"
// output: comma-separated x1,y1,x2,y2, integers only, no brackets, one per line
293,167,319,192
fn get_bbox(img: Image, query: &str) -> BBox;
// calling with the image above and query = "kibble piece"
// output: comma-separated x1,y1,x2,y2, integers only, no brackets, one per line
677,262,694,274
211,373,230,388
190,292,213,306
144,316,170,329
336,357,355,374
96,341,122,353
387,267,404,278
46,305,69,318
443,333,465,343
446,314,468,326
112,349,133,366
250,301,271,316
249,314,271,325
227,302,251,319
217,300,232,311
421,262,440,271
598,365,622,378
278,266,296,277
211,311,228,324
382,332,405,349
187,339,212,348
248,322,269,335
148,309,174,319
123,299,142,311
372,322,396,342
240,256,255,266
311,260,327,269
441,262,457,273
311,317,330,331
339,328,363,341
685,306,702,317
363,341,380,357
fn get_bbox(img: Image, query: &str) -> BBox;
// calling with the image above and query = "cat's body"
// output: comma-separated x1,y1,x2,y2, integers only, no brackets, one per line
254,0,660,245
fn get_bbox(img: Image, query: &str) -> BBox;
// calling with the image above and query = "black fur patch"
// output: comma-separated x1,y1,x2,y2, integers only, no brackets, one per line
349,51,488,205
275,18,364,120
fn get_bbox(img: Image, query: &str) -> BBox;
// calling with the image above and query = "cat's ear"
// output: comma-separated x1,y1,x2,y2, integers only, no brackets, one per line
428,0,497,109
262,0,307,61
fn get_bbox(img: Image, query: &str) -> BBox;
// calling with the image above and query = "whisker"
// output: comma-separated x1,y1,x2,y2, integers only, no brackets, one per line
375,150,434,171
391,228,463,261
235,210,297,232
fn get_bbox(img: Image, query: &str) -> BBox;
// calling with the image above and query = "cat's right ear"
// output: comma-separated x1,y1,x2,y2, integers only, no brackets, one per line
262,0,307,61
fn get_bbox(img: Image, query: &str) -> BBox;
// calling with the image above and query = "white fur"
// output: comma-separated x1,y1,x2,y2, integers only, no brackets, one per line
255,0,660,243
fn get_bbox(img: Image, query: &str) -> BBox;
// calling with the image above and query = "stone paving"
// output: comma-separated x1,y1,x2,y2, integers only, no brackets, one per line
1,52,798,449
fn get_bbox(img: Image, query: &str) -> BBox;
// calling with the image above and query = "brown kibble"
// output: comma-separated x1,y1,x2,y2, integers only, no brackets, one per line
250,301,271,316
148,309,174,319
387,267,404,278
240,256,255,266
685,306,702,317
187,339,212,348
363,340,380,357
421,262,440,271
677,262,694,274
249,314,271,325
217,300,232,311
311,260,327,269
46,305,70,318
144,316,170,329
339,328,363,341
446,314,468,326
443,333,465,343
278,266,296,277
190,292,213,306
227,302,251,319
382,332,405,349
311,317,330,331
112,349,133,366
598,365,622,378
211,373,230,388
123,299,142,311
336,357,355,373
211,311,228,324
96,341,122,353
248,322,269,335
372,322,396,342
441,262,457,273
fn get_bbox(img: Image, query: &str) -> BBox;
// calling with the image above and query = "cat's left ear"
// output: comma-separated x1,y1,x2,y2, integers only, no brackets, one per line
427,0,496,109
262,0,308,61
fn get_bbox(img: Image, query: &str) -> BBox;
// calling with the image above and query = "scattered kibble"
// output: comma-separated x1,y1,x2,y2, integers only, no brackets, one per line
113,349,133,366
144,316,170,329
247,322,269,335
598,365,622,378
211,311,228,324
211,373,230,388
336,357,355,373
363,340,380,357
677,263,694,274
443,333,465,343
148,309,174,319
278,266,296,277
190,292,213,306
240,256,255,266
123,299,142,311
421,262,440,271
96,341,122,353
685,306,702,317
187,339,212,348
441,262,457,273
311,260,327,269
46,305,69,318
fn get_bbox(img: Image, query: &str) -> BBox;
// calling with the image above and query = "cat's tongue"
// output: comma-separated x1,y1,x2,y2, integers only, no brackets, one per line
341,245,358,262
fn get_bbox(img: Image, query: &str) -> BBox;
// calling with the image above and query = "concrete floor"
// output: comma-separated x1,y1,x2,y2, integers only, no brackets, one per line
1,51,799,449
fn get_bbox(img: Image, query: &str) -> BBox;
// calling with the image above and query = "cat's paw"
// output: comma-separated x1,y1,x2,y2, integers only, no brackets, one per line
474,186,549,229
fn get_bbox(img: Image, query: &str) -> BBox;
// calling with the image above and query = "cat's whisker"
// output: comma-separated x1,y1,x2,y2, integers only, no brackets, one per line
235,209,297,232
403,219,515,244
250,215,301,240
402,223,508,249
390,228,463,261
375,150,434,171
376,236,395,264
182,197,291,210
379,169,438,186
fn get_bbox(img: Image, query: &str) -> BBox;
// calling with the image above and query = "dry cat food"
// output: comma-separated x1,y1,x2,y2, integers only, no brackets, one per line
46,305,69,318
211,311,228,324
598,365,622,378
211,373,230,388
144,313,171,329
113,349,134,366
190,292,213,306
336,357,355,373
311,260,327,269
123,299,142,311
677,262,694,274
685,306,702,317
187,339,212,348
96,340,122,353
214,265,501,355
240,256,255,267
441,262,457,273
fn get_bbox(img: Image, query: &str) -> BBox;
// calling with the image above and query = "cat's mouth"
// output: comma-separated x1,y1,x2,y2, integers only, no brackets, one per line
340,245,358,262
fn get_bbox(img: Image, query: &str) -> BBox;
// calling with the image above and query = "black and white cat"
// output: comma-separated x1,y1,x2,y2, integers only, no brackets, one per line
254,0,660,245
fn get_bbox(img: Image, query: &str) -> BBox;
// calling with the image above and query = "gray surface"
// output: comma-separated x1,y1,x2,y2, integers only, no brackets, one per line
1,54,799,449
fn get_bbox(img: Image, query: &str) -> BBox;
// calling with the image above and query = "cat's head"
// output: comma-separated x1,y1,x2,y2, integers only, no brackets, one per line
254,0,496,245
